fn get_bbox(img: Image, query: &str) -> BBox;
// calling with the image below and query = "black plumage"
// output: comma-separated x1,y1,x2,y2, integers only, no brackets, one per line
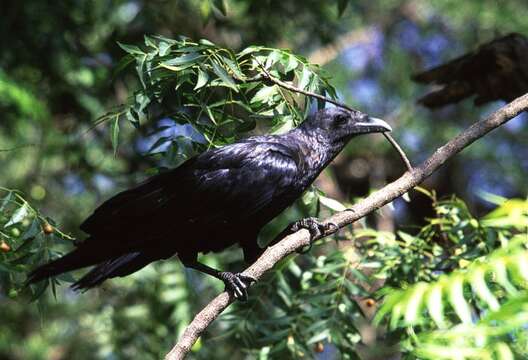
28,108,391,300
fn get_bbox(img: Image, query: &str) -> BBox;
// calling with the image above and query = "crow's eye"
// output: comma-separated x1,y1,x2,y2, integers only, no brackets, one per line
335,114,348,126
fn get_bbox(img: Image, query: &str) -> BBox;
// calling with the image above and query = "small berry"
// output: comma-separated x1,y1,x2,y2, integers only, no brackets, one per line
43,223,54,235
314,342,324,353
0,241,10,253
365,298,376,307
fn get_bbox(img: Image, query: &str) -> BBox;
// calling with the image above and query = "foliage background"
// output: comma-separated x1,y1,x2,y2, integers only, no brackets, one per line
0,1,527,359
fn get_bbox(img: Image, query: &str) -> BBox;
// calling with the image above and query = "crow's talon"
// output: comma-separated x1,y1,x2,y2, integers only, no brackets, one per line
220,272,256,301
325,222,339,233
291,217,336,240
291,218,339,254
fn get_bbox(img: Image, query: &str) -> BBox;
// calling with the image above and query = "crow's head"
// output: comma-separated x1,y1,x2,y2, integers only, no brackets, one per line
300,107,391,143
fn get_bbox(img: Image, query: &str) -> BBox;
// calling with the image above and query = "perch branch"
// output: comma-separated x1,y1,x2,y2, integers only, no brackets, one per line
165,94,528,359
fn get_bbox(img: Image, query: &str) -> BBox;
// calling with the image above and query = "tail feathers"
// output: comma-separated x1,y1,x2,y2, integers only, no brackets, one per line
71,251,156,291
27,242,109,285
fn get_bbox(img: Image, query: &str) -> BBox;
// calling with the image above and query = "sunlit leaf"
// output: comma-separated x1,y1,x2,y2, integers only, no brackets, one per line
212,61,238,91
194,68,209,90
251,86,278,104
117,42,145,55
404,282,427,325
111,116,120,156
318,195,347,212
470,267,499,311
5,203,29,227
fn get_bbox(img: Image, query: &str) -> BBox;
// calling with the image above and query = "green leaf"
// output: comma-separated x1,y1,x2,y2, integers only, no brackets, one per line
390,302,404,330
398,231,419,245
111,116,120,156
20,218,41,242
212,62,238,91
265,50,281,69
495,343,514,360
469,267,500,311
163,53,204,67
426,283,445,328
448,276,472,324
136,53,147,88
126,109,139,128
15,233,38,253
198,38,215,47
222,56,245,80
0,191,12,212
5,203,29,227
194,68,209,90
307,329,329,344
298,67,312,90
158,41,172,56
491,259,518,295
251,86,277,104
270,115,294,135
144,35,157,49
117,42,145,55
404,282,428,325
238,45,262,58
318,195,347,212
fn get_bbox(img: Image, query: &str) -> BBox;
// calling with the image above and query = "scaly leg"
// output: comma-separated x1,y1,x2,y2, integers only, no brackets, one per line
182,259,256,301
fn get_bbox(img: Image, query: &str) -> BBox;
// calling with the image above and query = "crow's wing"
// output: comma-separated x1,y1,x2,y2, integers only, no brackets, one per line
80,141,302,237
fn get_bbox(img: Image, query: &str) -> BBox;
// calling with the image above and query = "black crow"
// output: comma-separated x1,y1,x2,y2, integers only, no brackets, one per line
28,108,391,300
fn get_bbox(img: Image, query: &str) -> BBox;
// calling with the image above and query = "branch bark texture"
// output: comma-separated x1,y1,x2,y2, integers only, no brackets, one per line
165,94,528,360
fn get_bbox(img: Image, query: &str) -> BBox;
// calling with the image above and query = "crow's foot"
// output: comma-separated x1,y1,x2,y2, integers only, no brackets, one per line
290,217,338,254
290,217,338,239
219,272,257,302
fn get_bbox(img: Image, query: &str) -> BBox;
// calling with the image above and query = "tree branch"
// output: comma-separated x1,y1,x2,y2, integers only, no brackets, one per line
165,93,528,360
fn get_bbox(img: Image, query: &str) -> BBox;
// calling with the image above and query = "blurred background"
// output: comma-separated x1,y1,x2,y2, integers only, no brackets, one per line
1,1,527,359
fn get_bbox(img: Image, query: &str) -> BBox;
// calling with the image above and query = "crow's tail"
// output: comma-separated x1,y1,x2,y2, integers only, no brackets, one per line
70,251,157,291
27,239,112,285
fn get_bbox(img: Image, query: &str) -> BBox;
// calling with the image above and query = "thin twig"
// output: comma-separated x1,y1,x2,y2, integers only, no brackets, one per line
255,58,413,172
165,94,528,360
0,143,37,152
383,133,413,172
255,58,359,113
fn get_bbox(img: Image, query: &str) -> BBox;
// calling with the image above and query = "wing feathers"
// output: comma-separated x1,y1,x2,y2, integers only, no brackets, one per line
81,141,300,237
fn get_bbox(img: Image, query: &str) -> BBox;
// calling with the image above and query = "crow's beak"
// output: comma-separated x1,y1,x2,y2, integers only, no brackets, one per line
355,116,392,133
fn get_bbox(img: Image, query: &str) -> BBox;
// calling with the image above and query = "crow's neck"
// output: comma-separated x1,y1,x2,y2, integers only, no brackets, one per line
285,128,346,173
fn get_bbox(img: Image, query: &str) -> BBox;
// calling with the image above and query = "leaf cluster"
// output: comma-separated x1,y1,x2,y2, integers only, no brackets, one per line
0,189,74,301
100,35,337,160
223,251,367,359
371,194,528,359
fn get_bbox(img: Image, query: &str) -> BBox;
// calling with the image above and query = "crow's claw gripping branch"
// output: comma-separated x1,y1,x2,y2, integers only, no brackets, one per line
290,217,338,238
288,217,338,254
219,272,257,302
